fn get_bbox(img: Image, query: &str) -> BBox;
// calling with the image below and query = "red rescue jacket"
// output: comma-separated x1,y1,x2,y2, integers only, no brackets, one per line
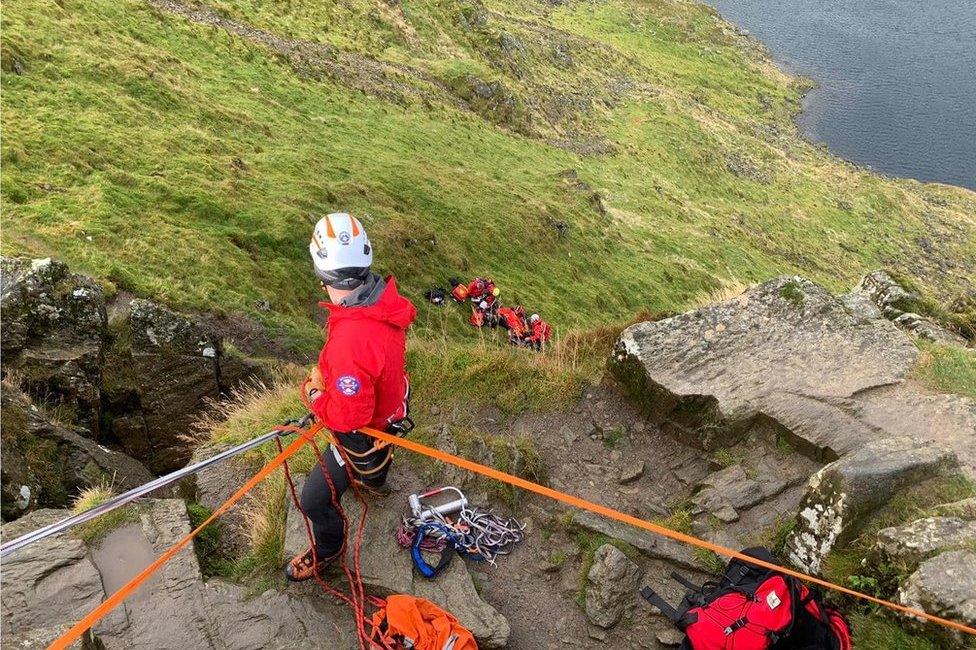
311,278,416,433
529,319,552,343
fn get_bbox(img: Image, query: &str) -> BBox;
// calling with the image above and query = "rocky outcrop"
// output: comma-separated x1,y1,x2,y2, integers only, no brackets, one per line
1,256,264,479
1,388,154,520
875,517,976,565
611,273,975,472
1,258,106,433
610,276,919,456
845,270,968,345
785,436,958,573
585,544,642,629
898,550,976,648
2,500,354,649
283,473,512,648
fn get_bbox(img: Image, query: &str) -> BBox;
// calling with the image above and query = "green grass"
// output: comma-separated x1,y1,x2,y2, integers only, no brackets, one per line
186,502,234,578
3,0,974,358
779,279,806,309
849,611,941,650
912,342,976,399
71,484,140,544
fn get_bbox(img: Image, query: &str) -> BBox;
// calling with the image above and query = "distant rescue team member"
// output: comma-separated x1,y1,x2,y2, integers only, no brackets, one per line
526,314,551,350
287,213,417,581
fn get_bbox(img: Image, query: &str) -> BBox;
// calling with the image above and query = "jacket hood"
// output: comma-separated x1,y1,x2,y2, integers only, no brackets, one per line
321,276,416,330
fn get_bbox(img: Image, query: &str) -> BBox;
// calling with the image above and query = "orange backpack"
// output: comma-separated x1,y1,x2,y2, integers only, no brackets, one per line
370,595,478,650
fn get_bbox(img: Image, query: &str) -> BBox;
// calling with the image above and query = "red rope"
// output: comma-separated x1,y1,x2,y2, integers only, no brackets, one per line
277,432,393,649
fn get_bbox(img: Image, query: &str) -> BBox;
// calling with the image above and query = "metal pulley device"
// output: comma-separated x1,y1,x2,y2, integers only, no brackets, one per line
408,486,468,522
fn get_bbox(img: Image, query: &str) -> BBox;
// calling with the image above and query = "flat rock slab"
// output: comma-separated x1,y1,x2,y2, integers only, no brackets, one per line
572,511,701,571
1,510,105,644
610,276,918,456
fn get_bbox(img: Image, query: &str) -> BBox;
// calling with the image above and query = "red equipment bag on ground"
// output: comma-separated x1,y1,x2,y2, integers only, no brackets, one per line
640,547,852,650
370,594,478,650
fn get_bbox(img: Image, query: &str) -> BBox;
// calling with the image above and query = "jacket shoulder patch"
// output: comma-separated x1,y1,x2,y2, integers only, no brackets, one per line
336,375,361,396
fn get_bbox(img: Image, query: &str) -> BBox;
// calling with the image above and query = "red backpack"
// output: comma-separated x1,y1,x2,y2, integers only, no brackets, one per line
640,547,852,650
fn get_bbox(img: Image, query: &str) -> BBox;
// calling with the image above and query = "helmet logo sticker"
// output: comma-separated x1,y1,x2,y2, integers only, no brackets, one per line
336,375,361,396
338,231,351,245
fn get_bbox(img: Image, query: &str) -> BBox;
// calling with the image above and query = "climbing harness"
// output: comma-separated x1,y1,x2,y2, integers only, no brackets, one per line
395,486,526,578
0,414,315,559
49,422,976,648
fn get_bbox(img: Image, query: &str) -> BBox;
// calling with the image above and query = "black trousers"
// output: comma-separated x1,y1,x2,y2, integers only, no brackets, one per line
300,431,392,558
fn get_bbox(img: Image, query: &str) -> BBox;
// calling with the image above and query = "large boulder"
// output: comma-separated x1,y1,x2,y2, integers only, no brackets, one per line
610,276,918,456
1,387,153,520
897,550,976,648
585,544,642,628
283,473,512,648
875,517,976,565
610,275,976,483
785,436,958,573
1,257,106,433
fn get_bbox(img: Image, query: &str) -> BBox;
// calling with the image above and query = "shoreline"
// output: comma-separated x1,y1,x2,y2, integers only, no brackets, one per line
698,0,975,193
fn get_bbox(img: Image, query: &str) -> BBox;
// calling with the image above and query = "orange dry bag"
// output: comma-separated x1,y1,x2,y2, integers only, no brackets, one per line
370,595,478,650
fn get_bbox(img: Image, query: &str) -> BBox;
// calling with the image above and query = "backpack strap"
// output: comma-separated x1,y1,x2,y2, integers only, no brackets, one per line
640,586,682,624
670,571,702,592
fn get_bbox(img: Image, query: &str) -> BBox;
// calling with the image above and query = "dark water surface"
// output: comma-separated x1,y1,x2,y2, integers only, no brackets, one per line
703,0,976,190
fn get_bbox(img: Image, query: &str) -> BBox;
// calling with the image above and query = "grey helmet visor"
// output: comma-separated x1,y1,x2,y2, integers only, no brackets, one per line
316,265,371,290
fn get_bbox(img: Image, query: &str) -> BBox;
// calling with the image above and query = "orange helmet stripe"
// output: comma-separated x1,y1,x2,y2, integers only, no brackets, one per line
325,215,336,239
350,217,360,236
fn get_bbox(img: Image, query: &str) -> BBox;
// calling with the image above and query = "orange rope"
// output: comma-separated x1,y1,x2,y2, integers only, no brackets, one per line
357,426,976,637
49,424,321,650
49,421,976,648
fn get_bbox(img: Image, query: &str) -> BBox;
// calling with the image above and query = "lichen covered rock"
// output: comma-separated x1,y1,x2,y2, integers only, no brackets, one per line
898,550,976,648
876,516,976,565
785,437,958,573
585,544,642,628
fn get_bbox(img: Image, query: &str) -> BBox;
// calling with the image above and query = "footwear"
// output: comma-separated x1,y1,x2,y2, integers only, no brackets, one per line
285,547,338,582
352,479,392,497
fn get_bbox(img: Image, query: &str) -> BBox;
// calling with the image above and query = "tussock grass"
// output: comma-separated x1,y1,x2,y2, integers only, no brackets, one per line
911,342,976,399
72,483,116,514
72,482,138,544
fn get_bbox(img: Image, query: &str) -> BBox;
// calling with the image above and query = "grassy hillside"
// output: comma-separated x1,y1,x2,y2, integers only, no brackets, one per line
3,0,975,355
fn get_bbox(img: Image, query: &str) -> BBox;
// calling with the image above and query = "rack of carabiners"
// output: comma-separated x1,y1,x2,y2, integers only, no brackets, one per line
395,486,526,577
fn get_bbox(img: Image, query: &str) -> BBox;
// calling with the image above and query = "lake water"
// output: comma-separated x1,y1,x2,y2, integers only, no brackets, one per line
703,0,976,191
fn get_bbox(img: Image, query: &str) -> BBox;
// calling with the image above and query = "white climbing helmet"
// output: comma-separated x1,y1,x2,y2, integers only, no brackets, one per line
529,314,540,324
309,213,373,289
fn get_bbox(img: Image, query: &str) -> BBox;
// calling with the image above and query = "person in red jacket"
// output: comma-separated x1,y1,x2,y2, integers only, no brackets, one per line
466,277,499,327
287,212,417,582
526,313,552,351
